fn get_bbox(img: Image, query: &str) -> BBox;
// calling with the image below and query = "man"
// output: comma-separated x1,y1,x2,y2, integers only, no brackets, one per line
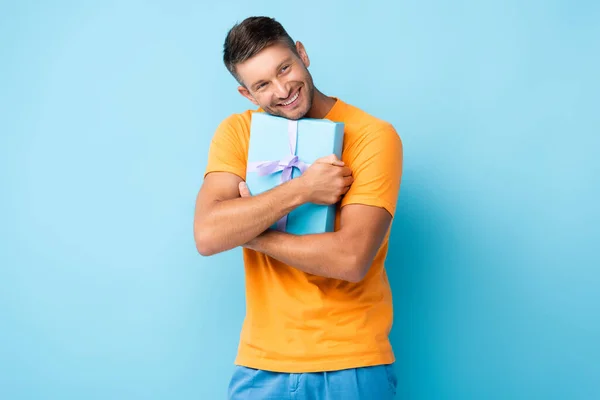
194,16,403,399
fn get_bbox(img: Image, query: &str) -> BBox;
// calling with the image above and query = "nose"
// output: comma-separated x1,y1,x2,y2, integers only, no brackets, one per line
273,80,290,100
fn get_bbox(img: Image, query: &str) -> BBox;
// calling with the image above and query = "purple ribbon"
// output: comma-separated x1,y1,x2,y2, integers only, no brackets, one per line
247,120,309,231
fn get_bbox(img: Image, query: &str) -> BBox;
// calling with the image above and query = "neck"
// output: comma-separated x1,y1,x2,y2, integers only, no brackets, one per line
305,88,336,119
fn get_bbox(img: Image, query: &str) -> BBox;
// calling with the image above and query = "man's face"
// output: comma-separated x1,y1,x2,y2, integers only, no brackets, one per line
236,42,315,120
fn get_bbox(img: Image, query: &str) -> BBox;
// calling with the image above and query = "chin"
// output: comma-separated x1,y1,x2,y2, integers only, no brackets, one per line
266,106,306,120
284,109,308,120
282,102,311,120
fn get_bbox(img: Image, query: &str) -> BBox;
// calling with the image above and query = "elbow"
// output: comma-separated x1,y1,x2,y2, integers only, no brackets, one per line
341,253,371,283
196,240,216,257
194,224,219,257
195,236,216,257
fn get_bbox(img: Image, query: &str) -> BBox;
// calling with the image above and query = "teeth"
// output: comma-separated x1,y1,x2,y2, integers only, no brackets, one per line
282,91,299,106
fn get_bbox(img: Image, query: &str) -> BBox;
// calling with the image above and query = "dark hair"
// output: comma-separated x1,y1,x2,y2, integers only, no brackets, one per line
223,16,297,85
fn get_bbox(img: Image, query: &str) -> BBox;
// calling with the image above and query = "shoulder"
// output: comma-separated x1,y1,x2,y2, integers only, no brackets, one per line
337,100,401,152
215,109,256,136
210,109,263,153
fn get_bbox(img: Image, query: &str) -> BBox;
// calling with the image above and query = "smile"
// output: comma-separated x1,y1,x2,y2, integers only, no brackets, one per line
278,89,300,108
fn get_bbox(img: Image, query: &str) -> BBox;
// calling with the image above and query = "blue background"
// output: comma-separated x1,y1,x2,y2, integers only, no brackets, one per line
1,1,598,399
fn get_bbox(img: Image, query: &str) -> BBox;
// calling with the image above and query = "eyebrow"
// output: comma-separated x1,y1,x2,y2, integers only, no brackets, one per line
250,57,293,90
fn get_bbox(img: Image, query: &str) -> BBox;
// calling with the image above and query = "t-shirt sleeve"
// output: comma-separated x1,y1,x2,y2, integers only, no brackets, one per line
204,114,248,181
340,124,403,217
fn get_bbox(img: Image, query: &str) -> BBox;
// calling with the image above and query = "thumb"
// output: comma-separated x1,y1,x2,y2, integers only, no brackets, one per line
239,181,252,198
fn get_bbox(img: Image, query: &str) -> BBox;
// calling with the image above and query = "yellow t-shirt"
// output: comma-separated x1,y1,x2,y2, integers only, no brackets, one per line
204,98,403,373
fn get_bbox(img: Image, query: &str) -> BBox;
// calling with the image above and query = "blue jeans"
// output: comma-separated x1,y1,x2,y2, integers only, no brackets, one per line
228,364,398,399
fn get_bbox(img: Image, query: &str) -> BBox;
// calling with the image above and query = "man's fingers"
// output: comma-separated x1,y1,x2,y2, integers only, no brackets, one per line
239,181,251,198
343,176,354,187
315,154,333,163
316,154,344,166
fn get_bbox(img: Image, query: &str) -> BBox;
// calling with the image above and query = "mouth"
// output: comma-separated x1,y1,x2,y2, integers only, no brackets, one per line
277,87,301,109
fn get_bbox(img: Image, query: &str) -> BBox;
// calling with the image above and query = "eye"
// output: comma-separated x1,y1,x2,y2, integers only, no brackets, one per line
281,65,290,73
256,82,268,90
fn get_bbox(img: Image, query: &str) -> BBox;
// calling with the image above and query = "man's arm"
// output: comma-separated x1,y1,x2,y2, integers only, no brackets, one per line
194,155,353,256
193,172,307,256
242,124,403,282
244,204,392,282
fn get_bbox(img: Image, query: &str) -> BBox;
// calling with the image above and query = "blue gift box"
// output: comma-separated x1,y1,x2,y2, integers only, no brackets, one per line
245,112,345,235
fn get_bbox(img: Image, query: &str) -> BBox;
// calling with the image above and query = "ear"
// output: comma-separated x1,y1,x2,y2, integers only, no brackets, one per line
295,41,310,68
238,85,259,106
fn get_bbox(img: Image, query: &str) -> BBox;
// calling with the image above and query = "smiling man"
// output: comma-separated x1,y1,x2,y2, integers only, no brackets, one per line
194,16,403,399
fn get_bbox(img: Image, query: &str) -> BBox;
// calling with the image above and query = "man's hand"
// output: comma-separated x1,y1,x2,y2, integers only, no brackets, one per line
240,154,353,205
298,154,353,205
238,181,252,198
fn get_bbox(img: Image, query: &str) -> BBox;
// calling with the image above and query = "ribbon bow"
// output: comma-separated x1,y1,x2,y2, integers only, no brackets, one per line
247,120,309,231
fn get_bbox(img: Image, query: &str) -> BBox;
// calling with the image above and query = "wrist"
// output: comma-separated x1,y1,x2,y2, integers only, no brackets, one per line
289,176,311,205
244,229,274,252
243,237,257,251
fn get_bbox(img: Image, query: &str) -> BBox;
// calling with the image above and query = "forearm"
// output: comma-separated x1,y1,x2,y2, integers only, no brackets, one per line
195,179,307,256
245,230,365,282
